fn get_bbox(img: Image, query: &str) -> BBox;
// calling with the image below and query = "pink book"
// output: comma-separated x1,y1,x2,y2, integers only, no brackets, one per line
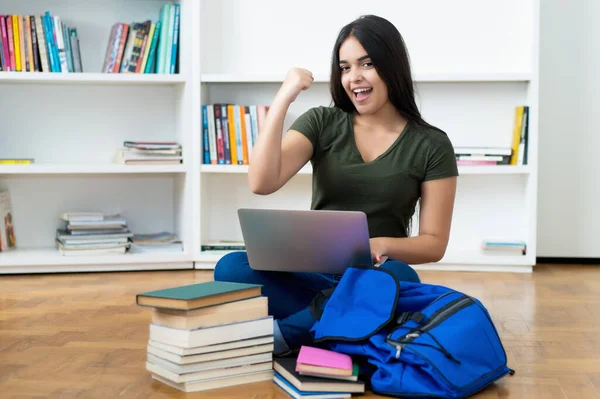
296,345,353,373
0,16,9,71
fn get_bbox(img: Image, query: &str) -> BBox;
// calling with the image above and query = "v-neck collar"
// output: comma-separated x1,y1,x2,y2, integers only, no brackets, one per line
347,112,411,165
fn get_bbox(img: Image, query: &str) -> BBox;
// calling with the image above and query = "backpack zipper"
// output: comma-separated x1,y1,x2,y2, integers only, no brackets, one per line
386,295,473,359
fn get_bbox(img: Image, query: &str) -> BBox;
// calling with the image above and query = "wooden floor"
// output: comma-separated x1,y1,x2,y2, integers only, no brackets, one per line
1,264,600,398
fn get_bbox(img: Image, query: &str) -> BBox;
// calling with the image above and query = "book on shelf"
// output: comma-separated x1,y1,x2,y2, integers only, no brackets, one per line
0,158,34,164
138,280,274,392
201,240,245,252
0,11,82,73
0,190,16,252
55,212,132,256
102,3,179,74
202,104,269,166
114,141,182,165
481,239,527,255
454,105,529,167
129,231,183,253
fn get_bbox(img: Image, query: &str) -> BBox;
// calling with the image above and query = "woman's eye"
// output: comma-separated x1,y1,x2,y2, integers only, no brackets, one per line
340,66,350,72
363,61,373,67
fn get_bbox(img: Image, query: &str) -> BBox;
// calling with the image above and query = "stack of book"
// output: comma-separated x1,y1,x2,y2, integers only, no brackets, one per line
273,346,365,398
55,212,132,256
454,146,512,166
137,281,275,392
102,3,179,74
114,141,182,165
129,232,183,253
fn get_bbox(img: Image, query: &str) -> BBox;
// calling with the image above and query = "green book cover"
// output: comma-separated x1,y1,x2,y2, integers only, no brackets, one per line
138,281,262,301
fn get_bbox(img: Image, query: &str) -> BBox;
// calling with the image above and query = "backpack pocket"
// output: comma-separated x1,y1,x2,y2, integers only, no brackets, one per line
376,291,514,398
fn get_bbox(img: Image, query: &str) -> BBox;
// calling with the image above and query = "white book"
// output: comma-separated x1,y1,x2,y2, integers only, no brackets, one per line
147,342,274,365
147,335,274,356
151,369,274,393
149,316,273,348
146,360,273,383
147,352,272,374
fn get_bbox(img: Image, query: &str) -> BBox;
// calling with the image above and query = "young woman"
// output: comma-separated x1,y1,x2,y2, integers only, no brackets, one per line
214,14,458,356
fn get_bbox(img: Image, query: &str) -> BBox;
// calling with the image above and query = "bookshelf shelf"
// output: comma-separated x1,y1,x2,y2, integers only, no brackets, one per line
0,164,188,175
0,247,192,273
200,72,532,84
200,164,529,176
0,72,187,85
193,249,533,273
200,164,313,175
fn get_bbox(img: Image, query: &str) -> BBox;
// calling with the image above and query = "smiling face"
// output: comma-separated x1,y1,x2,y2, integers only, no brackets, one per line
338,36,389,115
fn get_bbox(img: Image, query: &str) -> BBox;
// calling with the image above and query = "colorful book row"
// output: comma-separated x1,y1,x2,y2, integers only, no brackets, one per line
202,104,269,165
102,3,179,74
0,12,82,73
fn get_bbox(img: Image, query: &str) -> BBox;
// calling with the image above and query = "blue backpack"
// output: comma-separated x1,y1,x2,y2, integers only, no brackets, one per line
309,265,514,398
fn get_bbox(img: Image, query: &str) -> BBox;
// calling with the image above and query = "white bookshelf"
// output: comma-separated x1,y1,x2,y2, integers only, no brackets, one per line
0,0,540,274
195,0,540,273
0,0,196,273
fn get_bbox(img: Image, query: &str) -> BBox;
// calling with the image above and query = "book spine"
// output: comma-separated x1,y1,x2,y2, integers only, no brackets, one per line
6,16,15,71
156,4,170,73
53,17,68,73
62,22,73,72
214,104,225,164
29,16,40,72
113,24,129,73
233,105,244,165
164,5,175,74
144,20,161,74
227,105,238,165
139,23,154,73
169,3,180,74
221,105,231,164
107,23,123,73
12,15,20,71
202,105,210,164
35,16,48,72
0,16,8,71
43,13,58,72
206,105,217,164
19,16,26,71
69,28,82,72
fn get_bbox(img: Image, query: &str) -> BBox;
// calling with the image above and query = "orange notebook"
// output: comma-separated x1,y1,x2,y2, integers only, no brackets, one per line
295,345,353,376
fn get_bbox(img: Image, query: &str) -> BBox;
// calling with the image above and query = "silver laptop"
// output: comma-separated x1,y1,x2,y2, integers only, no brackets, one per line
237,208,374,274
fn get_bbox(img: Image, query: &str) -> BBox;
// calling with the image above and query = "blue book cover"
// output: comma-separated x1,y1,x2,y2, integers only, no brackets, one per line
202,105,210,164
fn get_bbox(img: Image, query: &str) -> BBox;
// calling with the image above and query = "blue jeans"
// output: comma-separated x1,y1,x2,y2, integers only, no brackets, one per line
213,251,420,355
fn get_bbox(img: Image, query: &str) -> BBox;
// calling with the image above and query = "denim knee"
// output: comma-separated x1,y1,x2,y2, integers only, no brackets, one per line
381,260,421,283
213,251,252,283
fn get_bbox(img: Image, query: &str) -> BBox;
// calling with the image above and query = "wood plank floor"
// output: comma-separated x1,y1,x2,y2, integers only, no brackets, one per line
1,263,600,398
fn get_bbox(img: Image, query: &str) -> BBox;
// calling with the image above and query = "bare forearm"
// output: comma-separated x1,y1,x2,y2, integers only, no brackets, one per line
248,93,290,193
381,235,447,265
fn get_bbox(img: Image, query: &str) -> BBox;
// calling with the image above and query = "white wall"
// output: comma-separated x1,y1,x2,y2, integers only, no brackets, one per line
537,0,600,258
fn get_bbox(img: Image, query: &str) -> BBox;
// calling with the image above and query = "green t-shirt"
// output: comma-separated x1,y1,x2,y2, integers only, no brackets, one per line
289,106,459,239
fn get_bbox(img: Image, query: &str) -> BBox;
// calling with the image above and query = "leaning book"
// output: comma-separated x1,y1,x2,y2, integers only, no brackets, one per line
0,191,16,251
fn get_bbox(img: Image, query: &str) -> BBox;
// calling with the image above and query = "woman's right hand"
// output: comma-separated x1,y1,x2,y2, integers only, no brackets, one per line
277,67,314,104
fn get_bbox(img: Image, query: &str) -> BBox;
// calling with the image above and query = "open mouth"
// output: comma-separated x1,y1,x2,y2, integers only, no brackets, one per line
353,87,373,101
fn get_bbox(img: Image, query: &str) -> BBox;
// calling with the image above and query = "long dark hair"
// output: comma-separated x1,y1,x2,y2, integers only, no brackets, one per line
330,15,427,126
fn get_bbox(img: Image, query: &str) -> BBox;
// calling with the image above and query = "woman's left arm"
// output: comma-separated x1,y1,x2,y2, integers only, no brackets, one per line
370,176,457,265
